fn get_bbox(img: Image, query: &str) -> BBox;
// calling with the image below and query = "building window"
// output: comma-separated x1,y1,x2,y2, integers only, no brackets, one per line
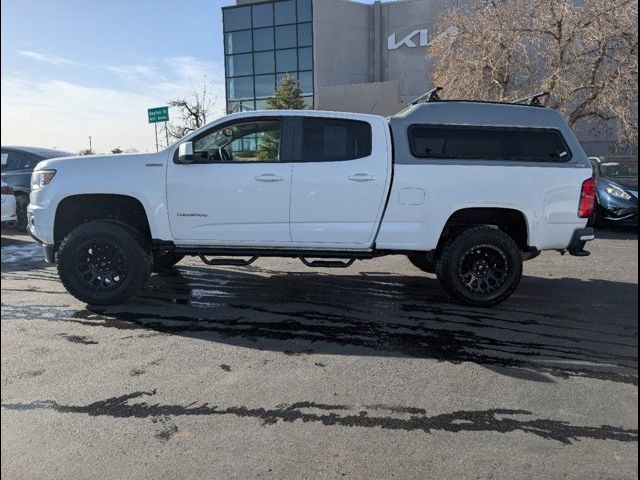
226,53,253,77
224,30,252,55
298,47,312,70
223,1,314,113
297,22,312,46
223,6,251,32
297,0,312,22
299,71,313,95
255,74,276,98
253,27,274,51
227,77,254,101
254,51,275,74
274,0,296,25
252,4,274,28
276,48,297,73
275,24,297,49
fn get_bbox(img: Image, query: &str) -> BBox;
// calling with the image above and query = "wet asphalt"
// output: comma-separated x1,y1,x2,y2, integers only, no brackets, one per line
1,228,638,480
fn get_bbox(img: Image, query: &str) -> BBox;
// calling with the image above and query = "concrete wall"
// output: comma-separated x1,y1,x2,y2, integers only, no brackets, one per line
378,0,456,102
312,0,371,95
313,0,459,113
317,80,403,116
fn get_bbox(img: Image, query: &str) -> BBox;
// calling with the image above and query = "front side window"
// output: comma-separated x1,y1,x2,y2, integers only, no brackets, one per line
192,119,282,163
301,118,372,162
408,125,572,162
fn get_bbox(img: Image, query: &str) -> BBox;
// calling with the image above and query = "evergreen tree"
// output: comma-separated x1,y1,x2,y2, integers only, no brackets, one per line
266,75,307,110
257,75,307,160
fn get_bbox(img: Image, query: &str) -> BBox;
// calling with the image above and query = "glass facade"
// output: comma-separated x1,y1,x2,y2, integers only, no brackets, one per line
223,0,314,113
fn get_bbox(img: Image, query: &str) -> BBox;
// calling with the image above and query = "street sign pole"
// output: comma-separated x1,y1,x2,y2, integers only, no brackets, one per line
164,121,169,148
154,123,159,152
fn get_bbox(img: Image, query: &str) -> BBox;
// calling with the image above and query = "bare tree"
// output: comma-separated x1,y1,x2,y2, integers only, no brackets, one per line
428,0,638,149
165,78,218,141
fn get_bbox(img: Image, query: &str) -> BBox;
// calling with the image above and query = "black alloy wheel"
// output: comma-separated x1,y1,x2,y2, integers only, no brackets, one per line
436,226,523,307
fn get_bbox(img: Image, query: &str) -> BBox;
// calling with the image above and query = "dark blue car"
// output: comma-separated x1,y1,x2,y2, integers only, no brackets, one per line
588,157,638,226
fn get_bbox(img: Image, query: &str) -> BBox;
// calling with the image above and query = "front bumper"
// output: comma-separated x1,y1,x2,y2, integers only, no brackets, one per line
566,227,595,257
600,205,638,225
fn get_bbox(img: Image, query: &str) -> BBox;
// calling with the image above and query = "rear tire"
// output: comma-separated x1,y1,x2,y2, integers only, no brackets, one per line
407,253,435,274
57,221,152,305
435,226,523,307
14,193,29,231
152,251,185,271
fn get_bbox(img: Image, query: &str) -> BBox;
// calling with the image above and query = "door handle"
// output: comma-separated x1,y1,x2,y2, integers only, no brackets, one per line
255,174,284,182
348,173,377,182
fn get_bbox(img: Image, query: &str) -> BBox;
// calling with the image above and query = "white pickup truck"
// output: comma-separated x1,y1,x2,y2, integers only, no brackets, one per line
28,98,596,307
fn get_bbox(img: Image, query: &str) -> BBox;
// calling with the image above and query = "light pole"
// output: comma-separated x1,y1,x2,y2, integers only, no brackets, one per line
88,136,93,153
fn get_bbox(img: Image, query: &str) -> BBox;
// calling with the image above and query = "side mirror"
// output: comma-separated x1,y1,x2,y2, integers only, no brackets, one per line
178,142,194,164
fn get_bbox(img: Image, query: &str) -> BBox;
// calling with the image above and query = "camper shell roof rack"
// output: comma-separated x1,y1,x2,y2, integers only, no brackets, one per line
399,88,551,113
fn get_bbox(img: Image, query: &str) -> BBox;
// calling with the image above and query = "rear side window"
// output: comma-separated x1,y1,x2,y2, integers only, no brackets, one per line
408,125,571,163
301,118,372,162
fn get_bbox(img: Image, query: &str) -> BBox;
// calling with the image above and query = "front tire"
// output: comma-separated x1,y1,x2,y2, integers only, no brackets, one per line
57,221,152,305
435,226,523,307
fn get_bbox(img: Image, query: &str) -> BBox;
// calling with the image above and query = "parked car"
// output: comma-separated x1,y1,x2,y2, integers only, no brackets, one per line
28,99,595,307
588,157,638,226
1,181,17,226
1,146,72,230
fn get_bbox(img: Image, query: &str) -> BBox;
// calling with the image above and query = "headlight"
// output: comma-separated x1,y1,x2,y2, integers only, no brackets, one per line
31,170,56,191
604,184,632,200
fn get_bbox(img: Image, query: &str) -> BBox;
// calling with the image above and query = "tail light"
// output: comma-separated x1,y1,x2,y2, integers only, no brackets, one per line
578,177,596,218
1,184,14,195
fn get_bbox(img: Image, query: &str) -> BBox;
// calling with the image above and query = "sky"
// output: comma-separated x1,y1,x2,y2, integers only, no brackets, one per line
0,0,383,154
1,0,240,153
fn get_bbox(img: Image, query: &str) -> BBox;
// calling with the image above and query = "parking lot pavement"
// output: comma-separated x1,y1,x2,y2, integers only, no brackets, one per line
1,228,637,480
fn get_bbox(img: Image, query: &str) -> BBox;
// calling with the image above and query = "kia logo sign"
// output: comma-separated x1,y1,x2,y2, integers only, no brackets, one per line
388,29,428,50
387,27,458,50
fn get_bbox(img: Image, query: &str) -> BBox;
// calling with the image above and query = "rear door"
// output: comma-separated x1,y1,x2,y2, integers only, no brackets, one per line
289,115,391,246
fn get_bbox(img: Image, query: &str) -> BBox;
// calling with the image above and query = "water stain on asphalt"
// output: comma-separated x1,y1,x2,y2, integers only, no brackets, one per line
3,266,637,386
2,390,637,445
57,333,98,345
56,304,637,386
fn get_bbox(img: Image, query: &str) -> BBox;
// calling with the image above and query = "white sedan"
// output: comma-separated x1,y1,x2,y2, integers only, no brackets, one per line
1,181,17,225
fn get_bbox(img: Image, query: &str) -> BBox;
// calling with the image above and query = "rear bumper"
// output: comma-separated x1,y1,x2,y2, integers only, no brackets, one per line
567,227,595,257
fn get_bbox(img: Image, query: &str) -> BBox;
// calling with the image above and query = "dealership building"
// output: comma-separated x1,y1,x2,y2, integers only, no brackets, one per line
223,0,457,117
222,0,635,156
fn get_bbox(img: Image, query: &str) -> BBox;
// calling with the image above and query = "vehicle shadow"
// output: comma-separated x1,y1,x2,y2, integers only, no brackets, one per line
65,264,638,386
596,226,638,240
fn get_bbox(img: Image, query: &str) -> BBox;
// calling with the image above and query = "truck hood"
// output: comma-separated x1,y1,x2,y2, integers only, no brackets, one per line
34,152,165,172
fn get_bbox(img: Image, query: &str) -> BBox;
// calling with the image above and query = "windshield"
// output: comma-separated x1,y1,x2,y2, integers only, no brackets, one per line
598,162,638,179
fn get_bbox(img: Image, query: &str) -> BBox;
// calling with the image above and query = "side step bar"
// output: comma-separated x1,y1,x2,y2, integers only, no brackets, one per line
174,247,379,269
199,255,259,266
299,257,356,268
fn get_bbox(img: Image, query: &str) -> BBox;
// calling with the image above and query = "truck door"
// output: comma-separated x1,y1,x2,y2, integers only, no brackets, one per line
289,115,391,247
167,116,294,245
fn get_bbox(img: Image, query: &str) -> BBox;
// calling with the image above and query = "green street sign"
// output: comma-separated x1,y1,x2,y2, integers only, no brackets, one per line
148,106,169,123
